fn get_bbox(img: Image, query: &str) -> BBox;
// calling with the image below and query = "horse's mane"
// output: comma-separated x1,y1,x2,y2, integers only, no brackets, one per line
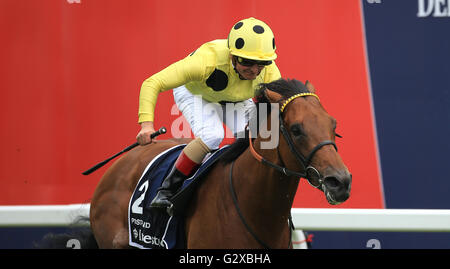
220,78,311,164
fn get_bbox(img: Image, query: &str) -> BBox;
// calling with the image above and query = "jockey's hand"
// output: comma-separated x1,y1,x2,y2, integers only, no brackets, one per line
137,121,155,145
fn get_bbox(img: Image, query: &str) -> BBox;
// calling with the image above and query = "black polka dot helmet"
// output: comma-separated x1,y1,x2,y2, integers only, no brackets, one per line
228,17,277,61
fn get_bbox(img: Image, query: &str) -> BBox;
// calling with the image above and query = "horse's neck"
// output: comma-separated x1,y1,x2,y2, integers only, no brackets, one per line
233,137,299,228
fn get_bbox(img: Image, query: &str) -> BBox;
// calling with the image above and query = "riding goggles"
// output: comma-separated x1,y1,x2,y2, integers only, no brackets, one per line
236,56,272,67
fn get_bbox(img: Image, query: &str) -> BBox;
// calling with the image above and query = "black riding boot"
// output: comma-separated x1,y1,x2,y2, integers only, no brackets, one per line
149,166,187,213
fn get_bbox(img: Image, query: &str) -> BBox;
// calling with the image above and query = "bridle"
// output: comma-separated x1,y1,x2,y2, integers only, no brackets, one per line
249,93,337,188
229,92,338,249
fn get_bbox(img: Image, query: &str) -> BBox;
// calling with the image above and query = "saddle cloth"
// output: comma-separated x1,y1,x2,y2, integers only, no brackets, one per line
128,144,229,249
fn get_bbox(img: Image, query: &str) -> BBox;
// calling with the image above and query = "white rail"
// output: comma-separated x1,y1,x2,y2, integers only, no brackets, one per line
291,208,450,232
0,204,90,227
1,204,450,232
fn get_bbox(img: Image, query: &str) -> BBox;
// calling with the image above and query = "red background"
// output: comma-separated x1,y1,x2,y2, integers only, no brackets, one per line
0,0,383,208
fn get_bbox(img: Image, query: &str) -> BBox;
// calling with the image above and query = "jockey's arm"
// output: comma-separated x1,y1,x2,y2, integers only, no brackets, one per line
137,52,207,145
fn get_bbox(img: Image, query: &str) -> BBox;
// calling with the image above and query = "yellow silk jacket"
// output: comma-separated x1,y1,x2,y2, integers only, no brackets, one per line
138,39,281,123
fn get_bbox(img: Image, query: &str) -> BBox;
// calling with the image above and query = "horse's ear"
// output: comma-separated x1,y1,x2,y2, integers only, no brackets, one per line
305,80,316,93
263,89,283,103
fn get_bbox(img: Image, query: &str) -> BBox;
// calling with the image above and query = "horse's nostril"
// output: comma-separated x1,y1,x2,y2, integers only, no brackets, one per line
323,177,341,189
323,174,351,204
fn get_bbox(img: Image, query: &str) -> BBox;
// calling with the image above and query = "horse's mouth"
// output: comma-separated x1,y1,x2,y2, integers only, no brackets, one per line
325,191,342,205
312,184,340,204
325,190,342,205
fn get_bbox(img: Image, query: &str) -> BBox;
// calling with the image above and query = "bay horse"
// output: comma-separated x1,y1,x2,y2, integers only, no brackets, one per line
89,78,351,249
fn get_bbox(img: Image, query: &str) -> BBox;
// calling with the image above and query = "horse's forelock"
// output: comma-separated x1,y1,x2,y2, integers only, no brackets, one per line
256,78,310,102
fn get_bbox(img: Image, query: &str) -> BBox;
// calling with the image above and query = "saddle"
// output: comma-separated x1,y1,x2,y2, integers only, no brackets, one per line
128,144,229,249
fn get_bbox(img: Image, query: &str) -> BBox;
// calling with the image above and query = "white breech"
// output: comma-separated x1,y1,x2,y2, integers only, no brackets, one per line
173,85,256,150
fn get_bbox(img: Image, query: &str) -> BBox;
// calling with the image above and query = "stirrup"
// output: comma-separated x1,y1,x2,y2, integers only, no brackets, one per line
167,204,174,216
149,197,174,216
149,190,173,209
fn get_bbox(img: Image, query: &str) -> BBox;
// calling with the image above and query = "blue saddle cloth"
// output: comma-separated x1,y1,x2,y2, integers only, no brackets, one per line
128,144,229,249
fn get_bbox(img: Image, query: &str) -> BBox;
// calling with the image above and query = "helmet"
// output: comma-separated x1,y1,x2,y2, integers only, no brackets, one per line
228,17,277,61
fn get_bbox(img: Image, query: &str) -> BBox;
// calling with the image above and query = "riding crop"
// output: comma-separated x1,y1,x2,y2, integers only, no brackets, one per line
82,127,167,175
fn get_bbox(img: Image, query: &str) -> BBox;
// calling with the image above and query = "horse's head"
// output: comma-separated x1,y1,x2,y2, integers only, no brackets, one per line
257,79,352,205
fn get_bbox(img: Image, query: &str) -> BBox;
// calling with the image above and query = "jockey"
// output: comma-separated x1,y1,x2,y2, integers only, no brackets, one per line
136,17,281,212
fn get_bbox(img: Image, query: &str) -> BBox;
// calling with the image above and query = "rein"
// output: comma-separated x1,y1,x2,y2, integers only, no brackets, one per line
248,125,307,178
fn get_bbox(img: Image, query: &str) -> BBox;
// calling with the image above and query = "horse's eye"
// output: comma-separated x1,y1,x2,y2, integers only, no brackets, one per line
290,124,303,137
